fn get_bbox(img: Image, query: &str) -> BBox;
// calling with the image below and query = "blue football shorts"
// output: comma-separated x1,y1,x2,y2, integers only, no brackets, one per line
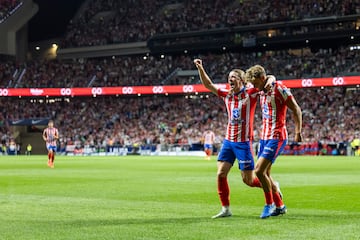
258,139,287,163
217,139,254,171
204,144,213,149
46,144,57,152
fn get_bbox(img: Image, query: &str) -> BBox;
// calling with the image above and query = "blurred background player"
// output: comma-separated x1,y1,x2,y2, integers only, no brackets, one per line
42,120,59,168
245,65,303,218
202,129,215,160
194,58,276,219
26,143,32,155
350,135,360,156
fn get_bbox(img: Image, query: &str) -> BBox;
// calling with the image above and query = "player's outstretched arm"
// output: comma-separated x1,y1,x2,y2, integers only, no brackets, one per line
287,97,303,142
193,59,218,95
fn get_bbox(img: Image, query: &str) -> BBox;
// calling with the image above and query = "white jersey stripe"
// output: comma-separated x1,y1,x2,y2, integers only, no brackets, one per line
260,82,292,140
218,87,258,142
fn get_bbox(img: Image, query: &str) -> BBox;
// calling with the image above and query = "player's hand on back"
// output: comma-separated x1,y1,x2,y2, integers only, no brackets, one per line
264,75,276,92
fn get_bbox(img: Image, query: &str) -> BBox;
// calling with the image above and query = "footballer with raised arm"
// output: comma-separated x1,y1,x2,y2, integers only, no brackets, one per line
194,59,278,219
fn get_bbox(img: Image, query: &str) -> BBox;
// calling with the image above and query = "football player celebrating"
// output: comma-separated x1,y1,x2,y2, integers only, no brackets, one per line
194,59,277,218
245,65,302,218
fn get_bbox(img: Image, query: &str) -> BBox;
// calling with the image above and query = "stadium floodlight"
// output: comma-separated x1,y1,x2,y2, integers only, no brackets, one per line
350,45,360,51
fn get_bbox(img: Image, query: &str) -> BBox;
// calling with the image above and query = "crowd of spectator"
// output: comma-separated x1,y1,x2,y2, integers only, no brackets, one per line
3,45,360,88
0,60,18,88
62,0,360,47
1,86,359,155
0,0,22,24
281,86,360,156
0,94,226,154
286,86,359,154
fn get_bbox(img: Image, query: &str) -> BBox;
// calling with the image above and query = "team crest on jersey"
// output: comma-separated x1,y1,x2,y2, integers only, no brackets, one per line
262,103,270,119
231,108,244,125
233,109,240,120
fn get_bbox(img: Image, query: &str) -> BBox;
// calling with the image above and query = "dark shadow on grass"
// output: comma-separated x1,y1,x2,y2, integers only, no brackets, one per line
93,216,242,226
34,212,358,227
42,215,255,227
60,217,213,227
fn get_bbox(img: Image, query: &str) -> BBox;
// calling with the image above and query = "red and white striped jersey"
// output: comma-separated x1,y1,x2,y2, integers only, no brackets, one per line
218,87,258,142
203,130,215,144
259,82,293,140
43,127,58,146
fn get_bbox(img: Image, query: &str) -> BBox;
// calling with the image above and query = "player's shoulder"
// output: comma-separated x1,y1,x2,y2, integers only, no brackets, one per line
274,81,292,96
245,86,259,99
246,87,259,94
274,81,288,89
218,88,229,97
217,88,230,99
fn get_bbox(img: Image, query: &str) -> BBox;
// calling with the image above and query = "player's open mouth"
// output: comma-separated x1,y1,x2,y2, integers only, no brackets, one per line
230,83,235,88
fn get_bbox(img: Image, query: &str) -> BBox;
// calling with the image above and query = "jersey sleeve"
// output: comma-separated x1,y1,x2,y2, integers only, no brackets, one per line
217,88,229,98
247,87,259,99
276,82,293,102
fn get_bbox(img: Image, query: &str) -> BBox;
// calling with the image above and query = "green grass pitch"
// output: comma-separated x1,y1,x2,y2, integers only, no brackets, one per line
0,155,359,240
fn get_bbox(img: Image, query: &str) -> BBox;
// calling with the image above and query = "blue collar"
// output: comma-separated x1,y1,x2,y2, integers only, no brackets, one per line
234,86,246,95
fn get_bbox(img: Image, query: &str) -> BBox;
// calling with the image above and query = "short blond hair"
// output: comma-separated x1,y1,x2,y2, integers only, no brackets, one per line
245,65,266,84
231,69,245,82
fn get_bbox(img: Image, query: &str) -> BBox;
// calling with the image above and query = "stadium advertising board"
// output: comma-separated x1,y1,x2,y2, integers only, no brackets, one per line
0,76,359,97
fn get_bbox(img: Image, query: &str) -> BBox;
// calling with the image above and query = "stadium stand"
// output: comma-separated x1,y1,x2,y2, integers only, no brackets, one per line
62,0,360,47
4,46,360,88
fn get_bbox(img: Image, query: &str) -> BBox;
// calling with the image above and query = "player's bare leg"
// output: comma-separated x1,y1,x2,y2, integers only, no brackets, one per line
207,149,212,160
49,150,55,168
204,148,211,160
267,168,287,216
47,150,52,167
255,157,275,218
241,170,261,188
